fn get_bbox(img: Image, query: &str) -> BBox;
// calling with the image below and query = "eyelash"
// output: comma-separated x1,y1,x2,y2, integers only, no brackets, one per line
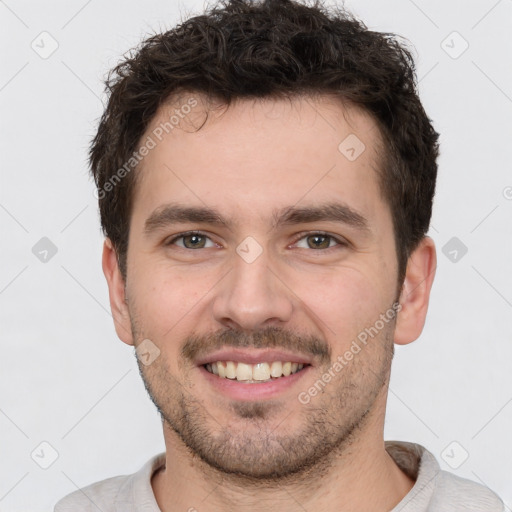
165,230,348,252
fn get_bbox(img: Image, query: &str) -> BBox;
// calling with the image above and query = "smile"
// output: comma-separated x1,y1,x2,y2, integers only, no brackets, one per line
204,361,307,383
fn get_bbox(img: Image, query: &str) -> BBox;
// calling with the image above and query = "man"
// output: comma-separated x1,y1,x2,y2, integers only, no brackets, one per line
54,0,505,510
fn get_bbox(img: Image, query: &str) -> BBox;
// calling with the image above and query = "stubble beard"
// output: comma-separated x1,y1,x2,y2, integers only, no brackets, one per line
133,323,394,483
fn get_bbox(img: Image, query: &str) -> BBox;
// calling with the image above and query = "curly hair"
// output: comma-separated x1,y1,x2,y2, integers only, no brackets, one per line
90,0,440,283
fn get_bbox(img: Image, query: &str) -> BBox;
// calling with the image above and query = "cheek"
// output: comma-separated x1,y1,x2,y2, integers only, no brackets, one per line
299,269,391,346
129,261,215,336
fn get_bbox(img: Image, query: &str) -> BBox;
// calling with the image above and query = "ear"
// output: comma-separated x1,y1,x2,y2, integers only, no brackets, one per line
102,238,134,346
394,236,436,345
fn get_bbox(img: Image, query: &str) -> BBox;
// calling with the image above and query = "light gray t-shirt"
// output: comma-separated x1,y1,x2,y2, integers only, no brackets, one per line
54,441,504,511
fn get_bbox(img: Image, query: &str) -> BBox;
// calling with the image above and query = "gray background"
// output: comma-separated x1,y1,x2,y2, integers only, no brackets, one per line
1,0,511,509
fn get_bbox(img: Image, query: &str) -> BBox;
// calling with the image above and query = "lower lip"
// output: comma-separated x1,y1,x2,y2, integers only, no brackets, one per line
198,365,311,401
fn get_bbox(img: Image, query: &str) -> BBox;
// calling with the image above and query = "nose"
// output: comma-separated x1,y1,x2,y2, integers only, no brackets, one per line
211,245,294,332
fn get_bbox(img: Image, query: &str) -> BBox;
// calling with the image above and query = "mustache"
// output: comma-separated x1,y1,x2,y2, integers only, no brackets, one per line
181,325,332,365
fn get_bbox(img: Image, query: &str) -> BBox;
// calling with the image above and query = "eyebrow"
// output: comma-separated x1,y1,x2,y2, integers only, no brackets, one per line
143,201,371,236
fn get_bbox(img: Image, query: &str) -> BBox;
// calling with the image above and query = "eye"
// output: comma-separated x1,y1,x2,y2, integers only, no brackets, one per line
293,232,347,251
165,231,347,251
165,231,216,249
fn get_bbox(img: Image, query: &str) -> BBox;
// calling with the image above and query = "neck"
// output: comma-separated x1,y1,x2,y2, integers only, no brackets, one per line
152,402,415,511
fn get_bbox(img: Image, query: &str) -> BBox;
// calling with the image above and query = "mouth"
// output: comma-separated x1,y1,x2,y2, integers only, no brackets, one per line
203,360,308,383
195,349,313,400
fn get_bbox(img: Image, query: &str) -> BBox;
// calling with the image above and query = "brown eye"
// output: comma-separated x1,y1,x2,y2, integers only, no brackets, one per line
306,234,332,249
181,234,207,249
166,231,215,249
294,232,345,251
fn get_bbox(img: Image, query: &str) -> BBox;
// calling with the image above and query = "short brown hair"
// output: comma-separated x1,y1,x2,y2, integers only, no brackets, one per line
90,0,440,283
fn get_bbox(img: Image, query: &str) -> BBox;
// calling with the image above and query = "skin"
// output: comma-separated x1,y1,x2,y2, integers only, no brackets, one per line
102,94,436,511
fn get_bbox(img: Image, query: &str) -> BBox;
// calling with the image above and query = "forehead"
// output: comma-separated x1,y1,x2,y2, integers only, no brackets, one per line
131,93,388,229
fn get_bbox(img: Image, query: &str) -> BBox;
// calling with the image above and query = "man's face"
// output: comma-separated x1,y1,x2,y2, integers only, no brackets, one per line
120,95,401,479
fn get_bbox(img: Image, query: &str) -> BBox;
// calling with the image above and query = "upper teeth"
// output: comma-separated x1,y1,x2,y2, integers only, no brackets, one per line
205,361,305,381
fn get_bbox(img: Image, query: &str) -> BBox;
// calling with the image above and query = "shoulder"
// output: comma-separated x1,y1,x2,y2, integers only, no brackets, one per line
386,441,504,511
431,469,505,511
53,474,131,511
53,453,166,512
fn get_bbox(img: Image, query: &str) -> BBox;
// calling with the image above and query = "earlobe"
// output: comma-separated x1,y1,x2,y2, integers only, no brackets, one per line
394,236,437,346
101,238,134,345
